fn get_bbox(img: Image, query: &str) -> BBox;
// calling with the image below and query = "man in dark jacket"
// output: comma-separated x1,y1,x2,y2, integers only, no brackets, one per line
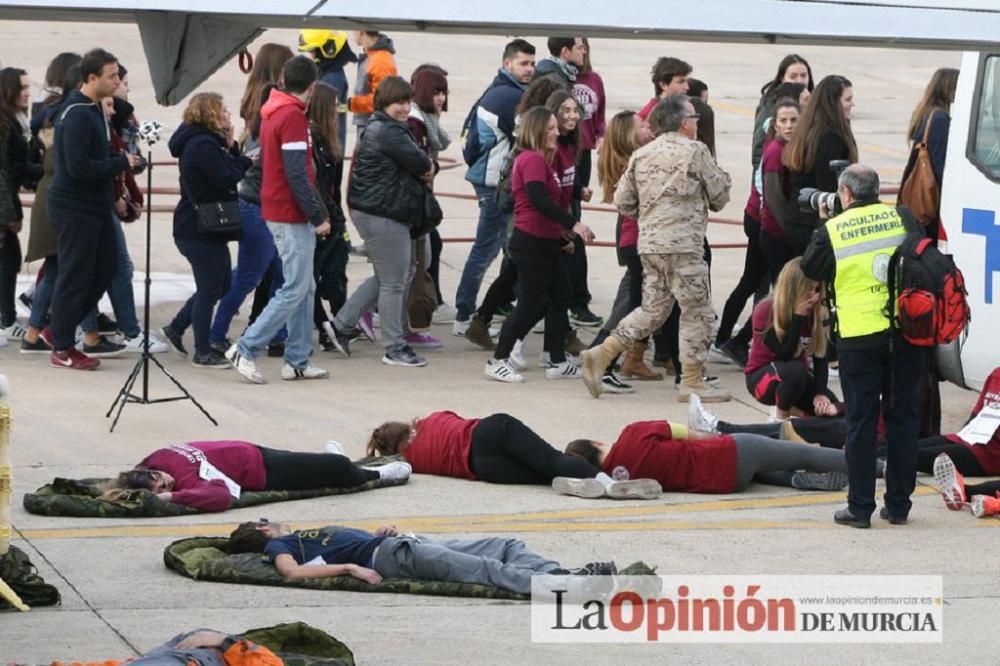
801,164,924,528
453,39,535,334
47,48,139,370
226,56,331,384
532,36,586,89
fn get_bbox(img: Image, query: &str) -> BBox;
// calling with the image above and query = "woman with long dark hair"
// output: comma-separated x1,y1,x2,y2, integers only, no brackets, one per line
759,97,803,282
239,43,294,129
782,74,857,255
752,54,813,169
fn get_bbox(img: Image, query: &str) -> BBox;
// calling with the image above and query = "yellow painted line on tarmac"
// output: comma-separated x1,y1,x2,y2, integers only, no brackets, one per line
711,99,757,118
14,487,946,540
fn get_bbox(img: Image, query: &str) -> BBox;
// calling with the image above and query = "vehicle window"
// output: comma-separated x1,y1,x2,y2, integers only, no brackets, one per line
971,55,1000,179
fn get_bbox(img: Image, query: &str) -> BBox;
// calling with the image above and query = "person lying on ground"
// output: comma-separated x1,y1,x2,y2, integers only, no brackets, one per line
561,419,861,495
931,454,1000,518
101,440,411,512
49,628,282,666
228,519,617,595
367,410,661,499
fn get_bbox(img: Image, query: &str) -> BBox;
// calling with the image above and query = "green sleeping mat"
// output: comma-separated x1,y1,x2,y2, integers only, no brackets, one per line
241,621,354,665
23,456,408,518
164,536,657,600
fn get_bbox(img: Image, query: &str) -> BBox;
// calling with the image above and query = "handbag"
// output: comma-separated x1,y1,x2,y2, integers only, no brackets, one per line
897,114,941,227
179,165,242,236
410,183,443,239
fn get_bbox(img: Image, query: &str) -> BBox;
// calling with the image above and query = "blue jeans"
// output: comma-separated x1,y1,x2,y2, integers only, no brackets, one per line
107,216,140,337
454,184,509,321
210,200,280,344
29,256,57,330
169,238,232,356
237,222,315,367
839,338,924,519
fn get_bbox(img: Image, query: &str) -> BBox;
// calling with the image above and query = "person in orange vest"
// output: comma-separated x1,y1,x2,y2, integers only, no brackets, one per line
347,30,397,134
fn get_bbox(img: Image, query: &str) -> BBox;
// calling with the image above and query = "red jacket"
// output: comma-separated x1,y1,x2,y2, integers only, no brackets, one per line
403,411,480,480
259,89,323,225
603,421,738,493
140,441,267,512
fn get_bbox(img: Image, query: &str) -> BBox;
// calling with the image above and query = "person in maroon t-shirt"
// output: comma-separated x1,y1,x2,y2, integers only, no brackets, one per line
564,420,856,493
102,440,411,512
745,258,840,422
366,410,660,499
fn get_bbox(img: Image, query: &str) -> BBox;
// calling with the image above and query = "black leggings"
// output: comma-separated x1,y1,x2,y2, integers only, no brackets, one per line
468,413,599,484
759,230,797,285
478,255,518,324
718,416,848,450
259,446,378,490
746,361,816,412
912,436,987,476
429,229,443,304
717,215,769,347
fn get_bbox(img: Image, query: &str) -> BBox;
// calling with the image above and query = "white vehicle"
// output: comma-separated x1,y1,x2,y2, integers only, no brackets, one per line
1,0,997,388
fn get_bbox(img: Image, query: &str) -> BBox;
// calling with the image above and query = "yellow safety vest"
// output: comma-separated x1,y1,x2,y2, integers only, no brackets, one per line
826,202,907,339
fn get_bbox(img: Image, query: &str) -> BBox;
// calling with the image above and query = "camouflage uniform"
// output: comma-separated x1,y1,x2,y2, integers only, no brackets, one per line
611,132,731,364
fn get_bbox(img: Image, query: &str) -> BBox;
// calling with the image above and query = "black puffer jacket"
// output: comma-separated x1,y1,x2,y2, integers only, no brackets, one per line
347,110,432,224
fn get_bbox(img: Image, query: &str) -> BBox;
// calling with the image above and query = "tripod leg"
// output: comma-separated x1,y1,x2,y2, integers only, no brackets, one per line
106,354,144,420
147,354,219,426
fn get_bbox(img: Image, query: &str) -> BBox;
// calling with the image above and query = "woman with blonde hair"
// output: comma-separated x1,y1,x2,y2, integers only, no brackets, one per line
163,93,251,368
587,110,658,387
744,257,839,421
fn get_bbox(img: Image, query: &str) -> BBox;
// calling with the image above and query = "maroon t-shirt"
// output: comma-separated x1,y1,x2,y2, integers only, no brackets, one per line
637,97,658,121
946,367,1000,475
553,140,577,209
619,215,638,249
602,421,738,493
404,411,480,480
745,297,812,375
760,138,790,238
140,441,267,512
512,149,564,240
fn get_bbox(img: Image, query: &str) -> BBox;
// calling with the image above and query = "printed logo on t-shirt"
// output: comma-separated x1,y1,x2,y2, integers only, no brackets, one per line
573,84,598,121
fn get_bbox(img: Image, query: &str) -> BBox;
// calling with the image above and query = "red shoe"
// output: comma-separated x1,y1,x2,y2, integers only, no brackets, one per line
970,493,1000,518
50,348,101,370
40,327,54,347
932,453,966,510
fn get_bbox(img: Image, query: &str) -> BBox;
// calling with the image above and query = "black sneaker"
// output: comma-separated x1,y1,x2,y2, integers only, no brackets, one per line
323,321,351,357
833,507,871,529
318,328,335,352
570,561,618,576
878,506,908,525
209,338,231,355
601,371,635,394
17,292,32,310
82,337,126,358
267,341,285,357
382,345,426,367
97,313,119,335
569,306,604,328
161,325,188,357
191,349,231,369
719,338,749,368
20,335,53,354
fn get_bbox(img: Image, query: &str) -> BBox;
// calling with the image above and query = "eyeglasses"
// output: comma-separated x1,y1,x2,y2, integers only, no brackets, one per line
684,113,701,121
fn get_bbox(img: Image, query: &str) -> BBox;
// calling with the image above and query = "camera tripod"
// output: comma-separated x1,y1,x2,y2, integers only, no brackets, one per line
106,146,217,432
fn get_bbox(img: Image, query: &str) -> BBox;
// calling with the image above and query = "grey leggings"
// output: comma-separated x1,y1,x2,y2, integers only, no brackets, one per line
731,433,849,491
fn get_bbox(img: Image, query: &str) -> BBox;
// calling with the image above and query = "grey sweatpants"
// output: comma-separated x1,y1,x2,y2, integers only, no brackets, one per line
731,433,849,491
373,535,561,594
335,210,411,350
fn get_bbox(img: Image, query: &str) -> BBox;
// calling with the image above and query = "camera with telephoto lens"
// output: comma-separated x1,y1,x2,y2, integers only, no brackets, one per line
797,159,851,216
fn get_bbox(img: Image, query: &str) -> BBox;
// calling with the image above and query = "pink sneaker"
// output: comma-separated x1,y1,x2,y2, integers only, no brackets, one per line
404,332,443,348
358,311,376,342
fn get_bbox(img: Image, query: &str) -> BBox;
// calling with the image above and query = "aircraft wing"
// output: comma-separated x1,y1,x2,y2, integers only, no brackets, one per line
2,0,1000,104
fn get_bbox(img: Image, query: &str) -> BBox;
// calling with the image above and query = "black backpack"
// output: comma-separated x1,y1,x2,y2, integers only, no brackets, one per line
0,545,61,610
494,148,519,214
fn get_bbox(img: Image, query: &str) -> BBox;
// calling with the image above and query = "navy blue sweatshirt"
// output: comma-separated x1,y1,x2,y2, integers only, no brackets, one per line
48,89,128,213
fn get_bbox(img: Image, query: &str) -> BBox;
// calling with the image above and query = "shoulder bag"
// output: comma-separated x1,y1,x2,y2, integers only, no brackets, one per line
179,159,242,236
897,114,941,227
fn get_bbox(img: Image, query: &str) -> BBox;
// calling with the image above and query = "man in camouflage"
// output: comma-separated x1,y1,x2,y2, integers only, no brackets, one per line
229,519,616,595
581,94,732,401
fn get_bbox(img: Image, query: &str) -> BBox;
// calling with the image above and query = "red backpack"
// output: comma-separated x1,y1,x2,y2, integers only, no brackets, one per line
887,234,971,346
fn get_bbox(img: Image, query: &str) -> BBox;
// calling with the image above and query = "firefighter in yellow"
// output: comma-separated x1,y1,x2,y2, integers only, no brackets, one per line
801,164,924,529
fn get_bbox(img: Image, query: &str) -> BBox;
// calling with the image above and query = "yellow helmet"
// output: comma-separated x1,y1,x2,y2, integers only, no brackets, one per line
298,29,348,60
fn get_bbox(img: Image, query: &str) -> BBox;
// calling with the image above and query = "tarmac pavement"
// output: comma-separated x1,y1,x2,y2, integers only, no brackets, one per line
0,21,995,665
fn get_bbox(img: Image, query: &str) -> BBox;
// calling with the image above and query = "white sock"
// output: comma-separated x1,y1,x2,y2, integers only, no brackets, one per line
595,472,614,488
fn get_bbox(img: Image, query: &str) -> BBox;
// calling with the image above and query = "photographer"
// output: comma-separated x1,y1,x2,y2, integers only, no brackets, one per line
801,164,924,529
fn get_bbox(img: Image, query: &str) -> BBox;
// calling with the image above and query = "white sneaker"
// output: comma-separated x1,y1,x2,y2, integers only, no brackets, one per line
708,343,734,365
363,460,412,483
484,358,524,383
606,479,663,500
323,440,346,456
225,344,266,384
539,351,578,367
452,318,470,336
552,477,606,499
545,361,581,380
0,322,27,340
281,363,330,380
0,337,8,348
432,302,457,324
510,339,527,370
122,331,169,354
687,394,720,434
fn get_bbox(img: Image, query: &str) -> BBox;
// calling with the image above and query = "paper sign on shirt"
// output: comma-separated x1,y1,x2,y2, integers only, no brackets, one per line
198,459,242,498
957,404,1000,445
